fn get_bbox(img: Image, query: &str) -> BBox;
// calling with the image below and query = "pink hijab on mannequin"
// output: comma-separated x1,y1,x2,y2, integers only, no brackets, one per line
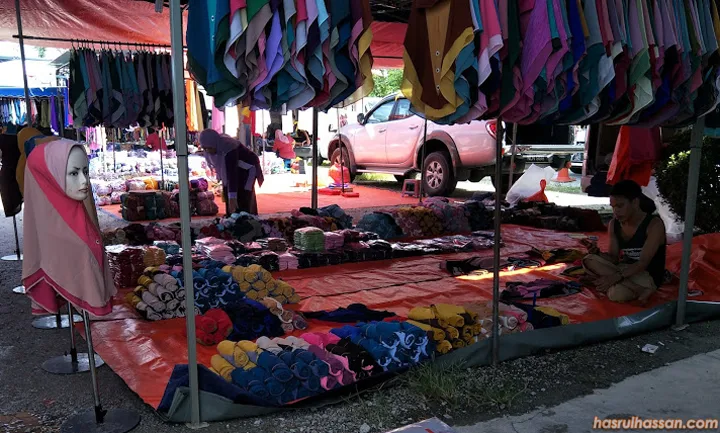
22,139,116,316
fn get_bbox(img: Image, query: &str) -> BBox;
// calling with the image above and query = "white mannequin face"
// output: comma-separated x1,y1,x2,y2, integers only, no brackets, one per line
65,146,90,201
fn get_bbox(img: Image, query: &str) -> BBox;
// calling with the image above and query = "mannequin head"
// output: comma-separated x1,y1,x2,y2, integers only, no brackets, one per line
65,145,90,201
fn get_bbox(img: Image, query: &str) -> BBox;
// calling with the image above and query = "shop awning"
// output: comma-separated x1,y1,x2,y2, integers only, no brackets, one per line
0,0,406,67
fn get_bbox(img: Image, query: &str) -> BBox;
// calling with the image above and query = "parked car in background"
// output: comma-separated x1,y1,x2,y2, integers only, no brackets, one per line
500,124,585,180
321,94,499,196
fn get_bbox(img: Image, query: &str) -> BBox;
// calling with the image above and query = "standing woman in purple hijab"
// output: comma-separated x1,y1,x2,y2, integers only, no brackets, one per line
199,129,264,215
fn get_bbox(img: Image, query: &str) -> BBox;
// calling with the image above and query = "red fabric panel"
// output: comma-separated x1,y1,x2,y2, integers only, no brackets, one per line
0,0,183,47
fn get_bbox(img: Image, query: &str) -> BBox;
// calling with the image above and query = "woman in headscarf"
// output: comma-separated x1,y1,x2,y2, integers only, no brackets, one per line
199,129,264,215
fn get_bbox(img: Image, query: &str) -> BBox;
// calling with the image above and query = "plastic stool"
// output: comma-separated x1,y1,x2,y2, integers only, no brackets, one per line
401,179,421,198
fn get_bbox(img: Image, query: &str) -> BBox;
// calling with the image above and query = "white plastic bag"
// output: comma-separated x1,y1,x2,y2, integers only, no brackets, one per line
642,176,684,244
385,418,458,433
506,164,556,206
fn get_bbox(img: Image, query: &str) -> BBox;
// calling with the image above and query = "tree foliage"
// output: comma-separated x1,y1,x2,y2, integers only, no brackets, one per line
655,129,720,233
369,69,403,97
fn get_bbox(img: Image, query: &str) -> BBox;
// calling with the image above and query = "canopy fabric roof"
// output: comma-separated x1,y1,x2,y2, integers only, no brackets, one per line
0,0,406,67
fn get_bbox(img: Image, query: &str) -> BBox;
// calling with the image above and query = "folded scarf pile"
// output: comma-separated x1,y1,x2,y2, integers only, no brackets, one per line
222,264,300,304
331,321,432,373
126,267,186,320
194,190,219,216
223,299,285,341
215,340,333,405
423,197,472,234
145,223,182,243
154,240,181,255
356,212,403,240
462,200,493,231
143,246,167,267
388,207,444,239
294,227,325,252
120,192,145,221
106,245,146,288
224,213,265,242
192,309,233,345
258,336,357,390
303,304,396,323
195,237,235,264
463,302,534,337
267,238,289,253
501,279,582,301
408,304,483,353
317,204,353,229
184,267,244,313
259,297,308,333
510,303,568,329
323,232,344,250
278,253,299,271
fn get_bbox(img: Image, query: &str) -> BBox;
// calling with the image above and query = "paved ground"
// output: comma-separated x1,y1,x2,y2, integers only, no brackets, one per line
458,350,720,433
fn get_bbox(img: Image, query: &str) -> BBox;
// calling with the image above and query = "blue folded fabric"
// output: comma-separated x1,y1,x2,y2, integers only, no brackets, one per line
257,352,294,383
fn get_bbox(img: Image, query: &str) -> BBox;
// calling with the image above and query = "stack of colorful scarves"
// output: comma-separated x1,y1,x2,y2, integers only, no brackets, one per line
192,309,233,346
223,299,285,341
259,297,308,333
222,264,300,304
423,197,472,234
211,337,335,405
154,240,181,255
267,238,289,253
106,245,146,288
388,207,444,239
195,237,236,264
171,267,243,313
125,267,187,320
143,246,167,267
407,304,484,354
194,190,218,216
356,212,403,240
144,223,182,244
330,321,433,372
293,227,326,252
323,232,344,250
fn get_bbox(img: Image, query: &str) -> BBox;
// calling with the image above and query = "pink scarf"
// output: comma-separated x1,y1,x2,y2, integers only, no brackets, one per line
22,139,116,316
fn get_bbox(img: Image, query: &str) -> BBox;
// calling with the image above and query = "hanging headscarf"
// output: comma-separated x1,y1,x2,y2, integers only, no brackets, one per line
199,129,240,186
22,139,116,316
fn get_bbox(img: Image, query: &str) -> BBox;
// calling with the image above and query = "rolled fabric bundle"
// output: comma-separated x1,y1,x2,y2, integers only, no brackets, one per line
211,355,235,382
217,340,256,370
499,315,519,330
255,336,283,354
518,322,534,332
204,309,233,340
301,332,341,349
165,298,181,312
431,304,465,328
156,285,175,302
279,351,312,380
146,308,163,321
435,340,453,354
143,246,167,267
138,275,154,288
452,339,466,349
257,351,294,383
408,306,436,322
162,310,176,320
462,326,475,343
406,320,446,342
140,290,166,312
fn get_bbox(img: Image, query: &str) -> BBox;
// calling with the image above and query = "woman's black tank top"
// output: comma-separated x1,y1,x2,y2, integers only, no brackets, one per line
613,214,666,287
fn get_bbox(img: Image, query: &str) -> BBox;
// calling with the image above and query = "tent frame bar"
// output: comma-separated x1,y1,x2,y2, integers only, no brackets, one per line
12,34,174,49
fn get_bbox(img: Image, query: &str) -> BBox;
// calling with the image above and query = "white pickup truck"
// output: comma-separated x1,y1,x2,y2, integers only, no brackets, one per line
321,94,500,196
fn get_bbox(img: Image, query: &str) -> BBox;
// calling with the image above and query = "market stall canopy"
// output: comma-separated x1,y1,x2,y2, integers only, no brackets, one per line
0,0,406,68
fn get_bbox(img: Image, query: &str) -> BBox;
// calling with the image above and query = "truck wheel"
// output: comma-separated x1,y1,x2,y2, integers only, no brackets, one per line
423,151,457,196
330,147,355,182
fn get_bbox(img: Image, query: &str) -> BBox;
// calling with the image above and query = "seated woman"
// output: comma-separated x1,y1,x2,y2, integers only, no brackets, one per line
583,180,666,304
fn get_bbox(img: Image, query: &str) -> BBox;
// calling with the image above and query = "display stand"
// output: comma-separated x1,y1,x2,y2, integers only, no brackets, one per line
1,216,23,261
32,313,83,330
42,305,104,375
59,311,140,433
418,118,428,204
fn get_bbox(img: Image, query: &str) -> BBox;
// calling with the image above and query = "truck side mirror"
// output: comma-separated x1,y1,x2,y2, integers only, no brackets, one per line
357,113,365,124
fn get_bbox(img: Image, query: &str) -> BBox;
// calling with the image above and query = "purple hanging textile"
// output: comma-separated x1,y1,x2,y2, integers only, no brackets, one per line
50,96,59,132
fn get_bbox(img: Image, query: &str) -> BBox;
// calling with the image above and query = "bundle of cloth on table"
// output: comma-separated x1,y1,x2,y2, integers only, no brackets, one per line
103,223,183,246
208,321,432,405
120,191,169,221
221,264,300,304
357,199,493,240
503,202,606,232
125,267,187,320
500,279,582,302
190,300,287,345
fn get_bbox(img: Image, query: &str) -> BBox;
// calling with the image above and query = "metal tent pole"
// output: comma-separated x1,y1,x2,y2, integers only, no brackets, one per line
508,123,519,187
2,216,23,261
311,108,319,209
491,119,505,366
419,118,428,204
14,0,32,125
169,0,202,426
675,116,705,329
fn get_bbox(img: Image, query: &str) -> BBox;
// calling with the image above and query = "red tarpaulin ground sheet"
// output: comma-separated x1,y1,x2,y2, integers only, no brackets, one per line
83,226,720,409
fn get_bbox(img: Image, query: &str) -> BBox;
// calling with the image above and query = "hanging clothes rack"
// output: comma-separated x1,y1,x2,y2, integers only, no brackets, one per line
12,34,175,49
